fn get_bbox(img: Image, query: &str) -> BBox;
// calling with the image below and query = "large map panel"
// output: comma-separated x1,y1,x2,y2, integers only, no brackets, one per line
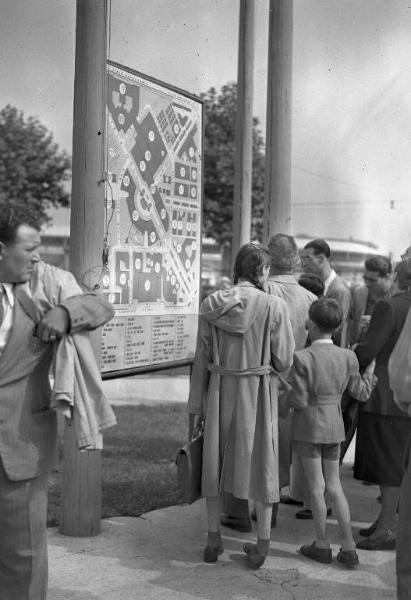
101,63,202,374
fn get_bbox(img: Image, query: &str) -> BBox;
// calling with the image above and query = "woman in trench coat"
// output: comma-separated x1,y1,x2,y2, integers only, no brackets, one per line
188,243,295,568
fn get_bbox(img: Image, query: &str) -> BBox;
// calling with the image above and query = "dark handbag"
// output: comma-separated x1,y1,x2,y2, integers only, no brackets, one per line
175,427,203,504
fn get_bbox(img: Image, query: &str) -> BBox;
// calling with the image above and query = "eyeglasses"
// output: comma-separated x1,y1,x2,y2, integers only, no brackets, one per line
363,275,380,283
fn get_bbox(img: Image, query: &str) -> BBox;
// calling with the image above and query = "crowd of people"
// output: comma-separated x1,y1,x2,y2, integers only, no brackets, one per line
1,199,409,599
189,234,411,599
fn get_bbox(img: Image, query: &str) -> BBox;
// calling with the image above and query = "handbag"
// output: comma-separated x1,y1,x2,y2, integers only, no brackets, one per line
175,425,203,504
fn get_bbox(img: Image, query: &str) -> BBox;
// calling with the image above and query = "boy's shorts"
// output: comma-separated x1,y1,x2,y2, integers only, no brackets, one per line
292,440,340,461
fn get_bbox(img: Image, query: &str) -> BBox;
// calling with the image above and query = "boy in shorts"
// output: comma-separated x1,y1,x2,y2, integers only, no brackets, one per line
287,297,376,566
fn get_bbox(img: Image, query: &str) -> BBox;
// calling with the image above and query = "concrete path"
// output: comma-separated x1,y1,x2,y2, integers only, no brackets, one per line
48,465,396,599
47,374,397,599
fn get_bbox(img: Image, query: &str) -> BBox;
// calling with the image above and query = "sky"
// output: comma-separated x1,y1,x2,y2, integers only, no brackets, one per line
1,0,411,259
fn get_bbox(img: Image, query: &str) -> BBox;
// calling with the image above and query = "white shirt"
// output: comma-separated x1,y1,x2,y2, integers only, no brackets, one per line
323,269,337,296
0,283,15,355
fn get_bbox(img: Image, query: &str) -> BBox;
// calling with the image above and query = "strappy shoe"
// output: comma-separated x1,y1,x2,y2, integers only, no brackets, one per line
356,529,396,550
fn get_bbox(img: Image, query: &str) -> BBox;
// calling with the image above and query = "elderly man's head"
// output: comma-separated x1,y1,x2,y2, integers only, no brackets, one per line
267,234,299,274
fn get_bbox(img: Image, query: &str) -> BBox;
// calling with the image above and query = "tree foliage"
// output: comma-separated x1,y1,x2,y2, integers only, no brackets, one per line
0,105,71,223
200,83,265,247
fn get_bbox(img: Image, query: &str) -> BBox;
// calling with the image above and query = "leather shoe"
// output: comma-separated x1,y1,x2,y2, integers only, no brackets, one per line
358,522,377,537
203,544,223,563
243,542,267,569
356,529,396,551
295,508,332,520
300,542,332,564
220,515,252,533
280,495,303,506
337,548,359,567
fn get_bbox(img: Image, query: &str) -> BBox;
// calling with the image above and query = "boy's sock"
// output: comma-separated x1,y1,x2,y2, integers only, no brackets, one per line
256,538,270,556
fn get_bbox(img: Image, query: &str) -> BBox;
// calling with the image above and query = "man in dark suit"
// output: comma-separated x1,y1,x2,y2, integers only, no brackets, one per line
0,205,114,599
301,239,351,347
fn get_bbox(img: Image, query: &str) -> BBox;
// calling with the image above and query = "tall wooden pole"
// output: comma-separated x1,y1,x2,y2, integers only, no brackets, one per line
60,0,107,537
263,0,293,241
231,0,255,269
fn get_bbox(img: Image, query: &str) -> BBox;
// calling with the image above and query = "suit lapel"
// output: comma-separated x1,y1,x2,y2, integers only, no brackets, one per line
0,287,50,384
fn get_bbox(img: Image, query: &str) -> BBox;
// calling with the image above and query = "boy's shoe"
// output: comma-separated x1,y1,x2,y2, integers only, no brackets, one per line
243,542,267,569
203,544,224,563
299,542,332,564
337,548,359,567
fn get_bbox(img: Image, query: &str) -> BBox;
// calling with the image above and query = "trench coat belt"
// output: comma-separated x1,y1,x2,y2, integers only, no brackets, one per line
308,395,341,405
207,363,274,377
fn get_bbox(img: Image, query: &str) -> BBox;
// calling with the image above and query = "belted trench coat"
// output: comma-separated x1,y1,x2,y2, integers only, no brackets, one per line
188,282,294,503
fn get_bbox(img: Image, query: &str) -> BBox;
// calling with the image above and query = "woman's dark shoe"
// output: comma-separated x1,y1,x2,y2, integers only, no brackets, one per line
358,522,378,537
203,544,224,563
337,548,359,567
295,508,332,520
220,515,252,533
280,495,304,506
243,542,267,569
356,529,396,551
299,542,332,564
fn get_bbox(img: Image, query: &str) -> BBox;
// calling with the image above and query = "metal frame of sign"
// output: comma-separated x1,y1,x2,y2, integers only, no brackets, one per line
101,61,203,379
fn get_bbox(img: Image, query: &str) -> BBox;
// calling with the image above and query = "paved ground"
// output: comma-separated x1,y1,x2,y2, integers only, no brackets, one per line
47,374,397,599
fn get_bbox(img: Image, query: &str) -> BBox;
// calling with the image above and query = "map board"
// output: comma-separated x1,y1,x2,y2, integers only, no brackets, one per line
101,62,202,375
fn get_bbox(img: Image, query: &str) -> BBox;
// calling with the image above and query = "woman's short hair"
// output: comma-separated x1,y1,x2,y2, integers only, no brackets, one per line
268,233,299,272
309,297,343,332
233,243,271,289
395,259,411,290
298,273,325,297
364,255,392,277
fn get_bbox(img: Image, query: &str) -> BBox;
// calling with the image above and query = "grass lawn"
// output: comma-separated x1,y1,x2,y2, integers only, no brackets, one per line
47,403,189,527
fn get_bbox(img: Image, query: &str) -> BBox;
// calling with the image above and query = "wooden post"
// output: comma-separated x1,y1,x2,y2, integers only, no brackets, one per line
231,0,255,268
59,0,107,537
263,0,293,241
